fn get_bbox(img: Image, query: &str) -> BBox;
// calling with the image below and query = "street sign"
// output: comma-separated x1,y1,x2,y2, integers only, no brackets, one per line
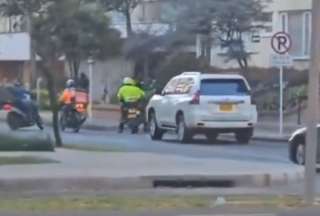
270,32,292,137
271,32,292,55
270,54,293,67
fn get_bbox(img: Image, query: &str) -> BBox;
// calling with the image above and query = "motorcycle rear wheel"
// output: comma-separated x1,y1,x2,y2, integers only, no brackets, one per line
7,112,21,130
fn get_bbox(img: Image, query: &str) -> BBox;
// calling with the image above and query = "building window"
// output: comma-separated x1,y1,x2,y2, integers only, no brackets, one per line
280,11,311,58
288,12,303,57
303,12,311,56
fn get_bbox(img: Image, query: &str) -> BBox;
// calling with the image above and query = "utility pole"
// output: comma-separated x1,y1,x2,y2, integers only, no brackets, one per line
88,57,95,121
305,0,320,205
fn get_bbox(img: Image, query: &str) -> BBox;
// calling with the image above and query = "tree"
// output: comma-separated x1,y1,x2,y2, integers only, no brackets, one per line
97,0,142,37
0,0,121,146
172,0,266,70
59,2,121,79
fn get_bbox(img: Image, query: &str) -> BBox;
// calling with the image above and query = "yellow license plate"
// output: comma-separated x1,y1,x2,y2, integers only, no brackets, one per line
219,104,234,112
128,114,137,119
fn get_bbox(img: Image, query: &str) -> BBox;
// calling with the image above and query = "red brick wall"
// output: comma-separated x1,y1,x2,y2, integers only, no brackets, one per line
0,61,23,83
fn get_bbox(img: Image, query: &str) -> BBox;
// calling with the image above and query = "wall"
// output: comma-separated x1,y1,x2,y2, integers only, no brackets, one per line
272,0,311,11
79,57,134,103
0,62,23,84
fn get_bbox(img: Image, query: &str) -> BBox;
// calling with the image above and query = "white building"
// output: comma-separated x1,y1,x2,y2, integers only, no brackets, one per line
112,0,312,71
206,0,312,70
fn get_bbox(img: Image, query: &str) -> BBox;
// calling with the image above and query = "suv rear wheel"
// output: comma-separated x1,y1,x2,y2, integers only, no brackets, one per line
149,111,164,140
235,128,253,144
177,114,193,143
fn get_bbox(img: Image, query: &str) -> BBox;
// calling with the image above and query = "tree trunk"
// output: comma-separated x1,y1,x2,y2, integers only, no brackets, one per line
73,60,79,79
26,11,37,89
125,8,133,37
237,58,245,69
40,62,63,147
143,56,149,82
67,59,80,80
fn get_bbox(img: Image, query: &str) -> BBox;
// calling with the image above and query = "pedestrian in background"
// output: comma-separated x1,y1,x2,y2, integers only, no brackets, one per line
102,84,109,104
78,73,89,91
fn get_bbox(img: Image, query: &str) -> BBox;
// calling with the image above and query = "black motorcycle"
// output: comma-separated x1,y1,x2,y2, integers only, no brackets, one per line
60,103,87,133
2,102,43,130
124,102,144,134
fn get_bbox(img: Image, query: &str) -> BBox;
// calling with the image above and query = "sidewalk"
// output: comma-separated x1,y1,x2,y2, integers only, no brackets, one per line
0,149,304,193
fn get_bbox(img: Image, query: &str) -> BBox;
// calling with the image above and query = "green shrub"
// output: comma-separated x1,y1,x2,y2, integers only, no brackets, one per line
32,89,51,110
0,132,54,152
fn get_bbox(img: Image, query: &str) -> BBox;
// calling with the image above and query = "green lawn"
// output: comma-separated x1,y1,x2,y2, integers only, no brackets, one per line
0,195,308,213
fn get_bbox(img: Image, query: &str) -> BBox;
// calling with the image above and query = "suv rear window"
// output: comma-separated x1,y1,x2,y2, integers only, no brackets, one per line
200,79,249,96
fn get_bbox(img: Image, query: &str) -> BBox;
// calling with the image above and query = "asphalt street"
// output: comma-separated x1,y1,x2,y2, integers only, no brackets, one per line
62,127,289,163
0,119,289,163
0,121,297,173
1,121,320,195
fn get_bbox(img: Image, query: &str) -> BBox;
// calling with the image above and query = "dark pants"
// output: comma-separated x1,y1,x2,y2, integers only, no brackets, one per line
15,99,40,122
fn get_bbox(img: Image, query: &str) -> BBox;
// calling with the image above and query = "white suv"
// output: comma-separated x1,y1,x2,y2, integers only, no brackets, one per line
147,72,258,143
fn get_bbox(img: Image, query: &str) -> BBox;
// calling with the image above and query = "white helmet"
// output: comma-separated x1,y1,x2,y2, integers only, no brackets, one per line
66,79,75,88
123,77,134,85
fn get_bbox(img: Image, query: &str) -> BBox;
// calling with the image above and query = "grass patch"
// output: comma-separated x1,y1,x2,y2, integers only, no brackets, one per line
225,195,305,208
0,156,58,166
0,133,54,152
0,196,209,213
0,195,311,213
63,144,124,152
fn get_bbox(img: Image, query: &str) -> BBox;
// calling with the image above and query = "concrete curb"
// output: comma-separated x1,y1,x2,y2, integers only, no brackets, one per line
0,170,304,193
252,135,289,142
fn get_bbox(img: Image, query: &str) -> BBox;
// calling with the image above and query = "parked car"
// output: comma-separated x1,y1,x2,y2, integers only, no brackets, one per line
146,72,258,143
288,126,320,165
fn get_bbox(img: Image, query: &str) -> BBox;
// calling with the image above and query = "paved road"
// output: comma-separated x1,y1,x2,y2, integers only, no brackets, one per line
61,127,289,163
0,121,292,166
2,121,320,195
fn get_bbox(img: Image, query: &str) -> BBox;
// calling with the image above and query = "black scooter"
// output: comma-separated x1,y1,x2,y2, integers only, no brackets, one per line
2,102,43,130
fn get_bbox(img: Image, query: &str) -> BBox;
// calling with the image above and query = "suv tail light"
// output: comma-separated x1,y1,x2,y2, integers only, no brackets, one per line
3,104,13,112
190,91,200,105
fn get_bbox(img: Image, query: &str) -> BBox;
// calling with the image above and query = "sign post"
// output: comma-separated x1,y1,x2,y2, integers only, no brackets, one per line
88,57,95,121
271,32,292,136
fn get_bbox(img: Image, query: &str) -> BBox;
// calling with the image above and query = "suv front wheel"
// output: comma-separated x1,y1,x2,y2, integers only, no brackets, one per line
149,112,164,140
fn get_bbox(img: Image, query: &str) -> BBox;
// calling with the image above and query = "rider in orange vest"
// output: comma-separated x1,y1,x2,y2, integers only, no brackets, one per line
59,79,76,105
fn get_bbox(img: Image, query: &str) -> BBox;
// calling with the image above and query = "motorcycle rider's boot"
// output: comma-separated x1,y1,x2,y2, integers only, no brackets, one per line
118,123,124,133
143,122,149,133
